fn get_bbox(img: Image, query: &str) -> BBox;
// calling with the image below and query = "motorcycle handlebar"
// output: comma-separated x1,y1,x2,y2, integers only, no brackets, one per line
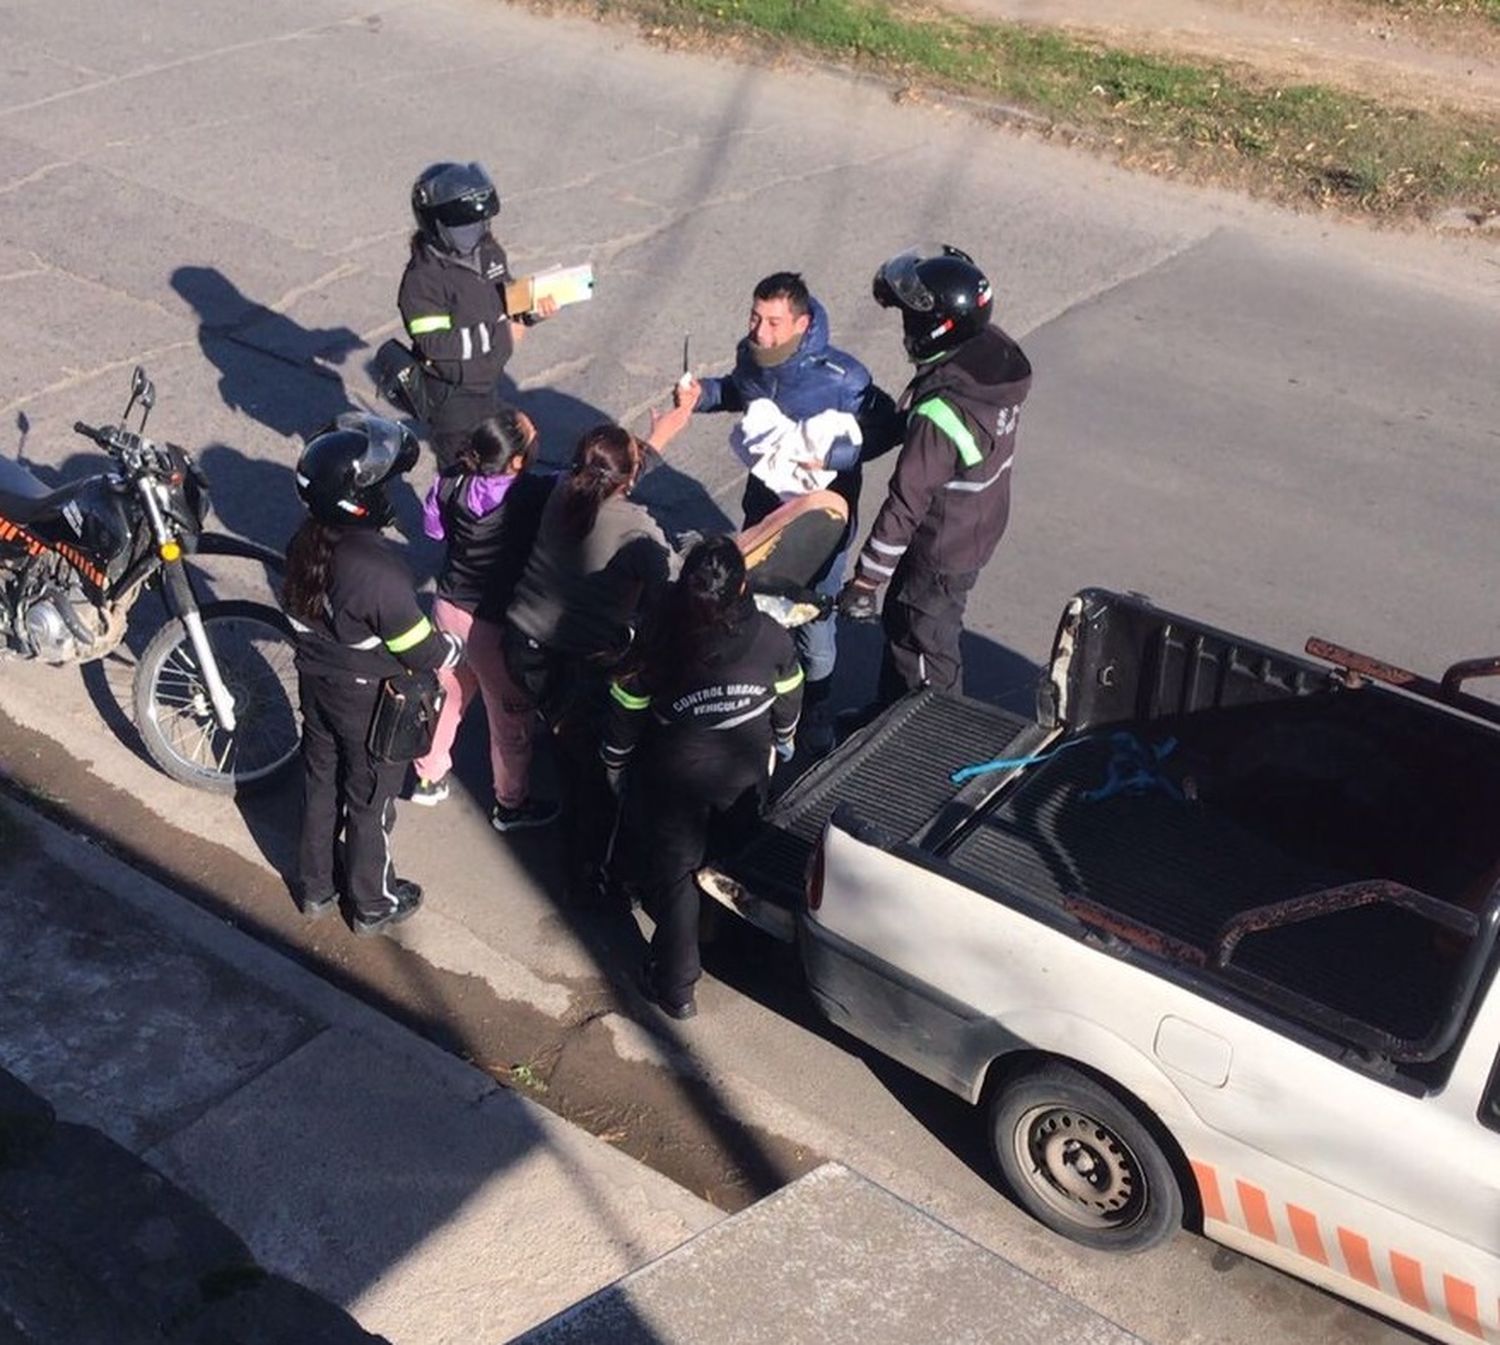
72,420,113,448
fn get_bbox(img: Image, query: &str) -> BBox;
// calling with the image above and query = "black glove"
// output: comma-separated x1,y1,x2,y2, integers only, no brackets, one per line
605,764,625,800
837,581,881,622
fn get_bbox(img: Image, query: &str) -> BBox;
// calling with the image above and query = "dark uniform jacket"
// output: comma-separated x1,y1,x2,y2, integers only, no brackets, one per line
397,234,515,393
602,601,805,791
855,325,1031,582
289,530,460,681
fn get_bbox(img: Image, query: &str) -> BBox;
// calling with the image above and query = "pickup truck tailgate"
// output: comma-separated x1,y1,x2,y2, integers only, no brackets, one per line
720,690,1032,909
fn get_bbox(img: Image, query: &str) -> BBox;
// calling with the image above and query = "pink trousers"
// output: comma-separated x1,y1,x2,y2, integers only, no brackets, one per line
414,598,534,807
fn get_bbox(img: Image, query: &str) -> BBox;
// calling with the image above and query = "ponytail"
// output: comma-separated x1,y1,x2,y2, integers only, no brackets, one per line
556,424,640,541
455,406,535,477
283,518,343,622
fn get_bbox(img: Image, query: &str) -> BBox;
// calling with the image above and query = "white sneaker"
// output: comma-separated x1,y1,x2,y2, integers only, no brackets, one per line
410,776,449,806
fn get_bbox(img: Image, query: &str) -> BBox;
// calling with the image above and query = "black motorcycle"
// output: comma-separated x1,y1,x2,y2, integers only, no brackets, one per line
0,367,299,792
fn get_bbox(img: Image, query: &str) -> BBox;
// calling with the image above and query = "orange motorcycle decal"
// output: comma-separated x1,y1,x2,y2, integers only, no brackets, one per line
0,516,107,588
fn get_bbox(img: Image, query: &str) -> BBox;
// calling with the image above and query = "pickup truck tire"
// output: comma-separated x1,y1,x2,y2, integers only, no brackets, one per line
990,1063,1183,1253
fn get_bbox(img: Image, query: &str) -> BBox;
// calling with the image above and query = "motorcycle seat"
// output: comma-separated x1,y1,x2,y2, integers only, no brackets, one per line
0,457,73,524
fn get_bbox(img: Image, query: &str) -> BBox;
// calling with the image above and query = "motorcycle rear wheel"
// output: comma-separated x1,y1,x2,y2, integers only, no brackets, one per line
133,599,300,793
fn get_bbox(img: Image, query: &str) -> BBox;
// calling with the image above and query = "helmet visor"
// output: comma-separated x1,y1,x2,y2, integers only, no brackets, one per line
337,413,417,487
875,246,943,312
428,186,499,227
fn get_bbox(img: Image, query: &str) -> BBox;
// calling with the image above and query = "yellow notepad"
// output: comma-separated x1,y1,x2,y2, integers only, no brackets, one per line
505,263,595,315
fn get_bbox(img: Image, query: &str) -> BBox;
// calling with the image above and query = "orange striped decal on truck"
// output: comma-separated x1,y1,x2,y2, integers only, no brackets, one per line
1286,1204,1329,1265
1442,1275,1483,1339
1191,1159,1490,1342
1337,1227,1380,1289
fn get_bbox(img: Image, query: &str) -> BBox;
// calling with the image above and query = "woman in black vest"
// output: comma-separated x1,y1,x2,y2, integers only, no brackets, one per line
411,408,558,832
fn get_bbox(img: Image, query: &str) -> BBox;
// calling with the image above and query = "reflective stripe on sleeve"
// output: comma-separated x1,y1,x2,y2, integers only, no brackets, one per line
408,315,452,335
460,327,473,360
944,453,1014,492
609,681,652,711
915,397,981,468
774,667,806,695
385,616,433,653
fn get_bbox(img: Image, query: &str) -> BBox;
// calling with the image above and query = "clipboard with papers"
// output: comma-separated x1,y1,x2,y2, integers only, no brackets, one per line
504,263,595,316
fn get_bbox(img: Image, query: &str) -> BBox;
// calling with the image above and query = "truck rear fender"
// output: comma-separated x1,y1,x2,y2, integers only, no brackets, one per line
971,1008,1191,1123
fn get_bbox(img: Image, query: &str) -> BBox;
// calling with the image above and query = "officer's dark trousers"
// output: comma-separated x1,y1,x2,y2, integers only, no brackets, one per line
624,774,760,1002
426,383,500,472
877,552,979,705
296,671,406,921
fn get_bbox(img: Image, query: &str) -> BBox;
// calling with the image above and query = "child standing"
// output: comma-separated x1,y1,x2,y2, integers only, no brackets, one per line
411,409,558,831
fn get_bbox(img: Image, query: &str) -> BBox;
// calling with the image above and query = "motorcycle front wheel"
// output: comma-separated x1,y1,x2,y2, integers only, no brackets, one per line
133,599,300,793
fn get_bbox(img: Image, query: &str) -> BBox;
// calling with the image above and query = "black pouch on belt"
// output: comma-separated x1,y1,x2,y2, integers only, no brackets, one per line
367,669,447,762
372,339,436,422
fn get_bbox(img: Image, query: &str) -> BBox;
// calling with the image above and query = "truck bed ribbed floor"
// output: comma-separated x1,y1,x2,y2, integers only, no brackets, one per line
724,692,1031,907
946,735,1453,1043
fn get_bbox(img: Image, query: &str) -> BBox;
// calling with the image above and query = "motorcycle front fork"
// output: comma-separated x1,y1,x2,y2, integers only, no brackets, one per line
159,559,238,732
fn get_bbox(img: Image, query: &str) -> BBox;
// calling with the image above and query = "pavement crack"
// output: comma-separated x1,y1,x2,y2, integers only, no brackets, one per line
1021,227,1220,337
0,160,72,197
21,250,183,322
262,260,365,314
581,143,909,268
512,125,771,201
0,5,418,121
0,340,196,418
514,355,596,389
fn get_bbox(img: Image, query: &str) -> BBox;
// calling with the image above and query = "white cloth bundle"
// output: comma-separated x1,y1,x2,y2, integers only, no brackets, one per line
729,398,861,498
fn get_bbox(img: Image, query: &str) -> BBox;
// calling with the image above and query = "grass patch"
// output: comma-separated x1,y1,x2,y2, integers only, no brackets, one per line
593,0,1500,217
1361,0,1500,22
509,1062,550,1094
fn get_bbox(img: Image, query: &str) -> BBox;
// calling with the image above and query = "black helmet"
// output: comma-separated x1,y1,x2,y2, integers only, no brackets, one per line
872,244,993,362
411,161,501,255
295,413,419,528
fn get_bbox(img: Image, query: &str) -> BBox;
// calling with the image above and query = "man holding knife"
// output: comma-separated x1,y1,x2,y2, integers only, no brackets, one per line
675,271,893,756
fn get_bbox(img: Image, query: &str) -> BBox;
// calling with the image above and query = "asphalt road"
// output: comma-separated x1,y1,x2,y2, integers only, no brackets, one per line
4,0,1499,1341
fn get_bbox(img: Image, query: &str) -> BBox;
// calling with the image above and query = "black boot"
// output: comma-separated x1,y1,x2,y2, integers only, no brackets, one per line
353,879,423,937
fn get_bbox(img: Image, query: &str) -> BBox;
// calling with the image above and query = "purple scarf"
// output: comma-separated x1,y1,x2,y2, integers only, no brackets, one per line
423,472,517,541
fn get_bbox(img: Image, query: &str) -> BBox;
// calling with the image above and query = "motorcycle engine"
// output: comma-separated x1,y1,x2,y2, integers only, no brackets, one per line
22,596,82,663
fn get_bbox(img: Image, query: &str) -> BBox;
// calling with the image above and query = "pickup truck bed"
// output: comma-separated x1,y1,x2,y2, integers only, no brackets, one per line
714,590,1499,1072
719,691,1035,909
945,727,1455,1047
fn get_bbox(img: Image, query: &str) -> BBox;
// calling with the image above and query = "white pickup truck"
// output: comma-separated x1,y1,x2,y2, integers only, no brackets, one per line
706,588,1500,1345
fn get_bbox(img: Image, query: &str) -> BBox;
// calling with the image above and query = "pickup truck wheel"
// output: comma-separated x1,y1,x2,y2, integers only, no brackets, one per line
990,1063,1182,1253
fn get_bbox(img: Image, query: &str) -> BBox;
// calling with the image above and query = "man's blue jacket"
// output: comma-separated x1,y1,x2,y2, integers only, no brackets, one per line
697,296,878,525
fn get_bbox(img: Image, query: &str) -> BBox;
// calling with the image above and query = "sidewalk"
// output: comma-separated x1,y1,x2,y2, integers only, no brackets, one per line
0,791,1143,1344
0,794,719,1343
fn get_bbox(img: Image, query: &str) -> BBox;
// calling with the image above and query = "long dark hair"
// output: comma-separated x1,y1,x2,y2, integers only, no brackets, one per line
555,424,639,541
455,407,535,477
283,518,344,622
626,535,750,689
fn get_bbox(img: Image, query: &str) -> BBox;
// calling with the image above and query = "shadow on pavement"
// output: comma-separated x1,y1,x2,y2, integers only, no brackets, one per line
171,266,362,441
